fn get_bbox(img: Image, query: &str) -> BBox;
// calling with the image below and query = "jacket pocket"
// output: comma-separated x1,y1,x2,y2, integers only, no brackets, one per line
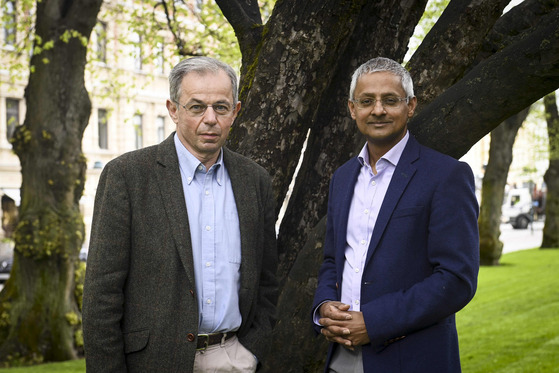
123,329,149,354
392,206,423,218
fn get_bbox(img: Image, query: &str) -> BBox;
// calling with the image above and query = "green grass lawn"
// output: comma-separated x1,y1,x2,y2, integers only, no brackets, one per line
458,248,559,373
0,248,557,372
0,359,84,372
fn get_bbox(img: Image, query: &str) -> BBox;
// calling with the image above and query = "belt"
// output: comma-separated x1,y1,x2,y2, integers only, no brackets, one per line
196,332,236,350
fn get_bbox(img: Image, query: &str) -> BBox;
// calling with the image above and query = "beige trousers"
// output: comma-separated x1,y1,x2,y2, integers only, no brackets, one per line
193,335,257,372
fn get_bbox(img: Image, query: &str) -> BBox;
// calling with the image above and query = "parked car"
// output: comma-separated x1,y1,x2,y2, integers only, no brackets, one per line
501,188,534,229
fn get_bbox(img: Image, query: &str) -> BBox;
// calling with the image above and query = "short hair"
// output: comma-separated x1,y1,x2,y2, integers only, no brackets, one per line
168,56,239,104
349,57,414,100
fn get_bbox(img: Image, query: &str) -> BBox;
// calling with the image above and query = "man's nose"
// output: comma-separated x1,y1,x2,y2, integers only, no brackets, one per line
370,100,386,115
202,106,218,123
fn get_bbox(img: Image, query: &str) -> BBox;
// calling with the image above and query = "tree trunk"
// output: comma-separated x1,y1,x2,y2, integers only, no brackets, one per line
542,92,559,248
479,107,530,266
213,0,559,370
0,0,102,364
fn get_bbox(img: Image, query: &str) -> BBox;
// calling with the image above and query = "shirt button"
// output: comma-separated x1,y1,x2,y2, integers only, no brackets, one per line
360,239,366,245
205,226,211,231
355,268,360,273
206,262,211,267
187,177,192,182
198,165,203,171
371,180,376,186
355,300,360,305
205,190,210,195
364,209,369,215
206,299,212,304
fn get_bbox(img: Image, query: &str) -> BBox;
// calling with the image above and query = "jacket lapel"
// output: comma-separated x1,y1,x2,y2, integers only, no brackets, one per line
155,134,196,287
365,136,419,265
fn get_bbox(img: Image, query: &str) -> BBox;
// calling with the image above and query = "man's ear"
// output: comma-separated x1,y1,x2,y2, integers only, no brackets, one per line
233,101,241,118
407,96,417,118
348,100,357,120
166,99,179,124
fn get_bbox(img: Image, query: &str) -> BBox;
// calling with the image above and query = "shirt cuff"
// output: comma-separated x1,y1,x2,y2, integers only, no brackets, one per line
313,300,332,326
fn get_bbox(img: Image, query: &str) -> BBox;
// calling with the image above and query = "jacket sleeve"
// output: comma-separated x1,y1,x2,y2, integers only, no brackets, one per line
311,172,343,334
82,159,131,372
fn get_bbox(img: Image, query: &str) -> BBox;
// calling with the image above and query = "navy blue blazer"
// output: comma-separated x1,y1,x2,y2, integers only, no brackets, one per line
313,135,479,372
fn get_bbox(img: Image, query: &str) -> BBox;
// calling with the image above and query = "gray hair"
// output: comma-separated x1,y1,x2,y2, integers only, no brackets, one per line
169,56,239,104
349,57,414,100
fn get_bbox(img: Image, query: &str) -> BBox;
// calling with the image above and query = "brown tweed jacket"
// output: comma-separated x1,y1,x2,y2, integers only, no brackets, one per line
82,133,278,372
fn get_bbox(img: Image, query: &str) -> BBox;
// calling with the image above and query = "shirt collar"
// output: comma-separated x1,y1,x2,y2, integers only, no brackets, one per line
358,130,410,168
174,133,224,185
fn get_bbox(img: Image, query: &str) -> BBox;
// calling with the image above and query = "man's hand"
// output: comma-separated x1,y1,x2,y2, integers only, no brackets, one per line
319,302,370,349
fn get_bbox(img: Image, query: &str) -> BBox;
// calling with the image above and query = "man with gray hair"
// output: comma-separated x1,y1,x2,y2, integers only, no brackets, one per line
83,56,278,372
312,57,479,372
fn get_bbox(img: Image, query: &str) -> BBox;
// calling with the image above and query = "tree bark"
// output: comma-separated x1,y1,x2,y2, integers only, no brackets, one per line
408,0,510,113
479,107,530,266
0,0,102,363
542,92,559,248
226,0,368,207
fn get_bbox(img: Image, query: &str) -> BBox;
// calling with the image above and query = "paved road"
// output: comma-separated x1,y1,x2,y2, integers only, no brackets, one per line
501,221,544,253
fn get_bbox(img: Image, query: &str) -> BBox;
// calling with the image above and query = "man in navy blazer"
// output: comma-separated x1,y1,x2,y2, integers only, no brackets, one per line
312,57,479,372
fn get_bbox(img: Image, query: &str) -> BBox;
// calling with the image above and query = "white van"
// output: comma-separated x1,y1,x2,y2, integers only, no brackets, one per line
501,188,534,229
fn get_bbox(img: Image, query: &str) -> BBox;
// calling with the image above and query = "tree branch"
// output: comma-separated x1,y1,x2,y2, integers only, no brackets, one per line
215,0,263,66
155,0,201,56
409,7,559,158
472,0,559,64
408,0,510,112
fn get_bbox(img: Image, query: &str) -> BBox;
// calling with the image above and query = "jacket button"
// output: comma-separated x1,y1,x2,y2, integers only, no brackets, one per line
189,289,194,297
187,333,195,342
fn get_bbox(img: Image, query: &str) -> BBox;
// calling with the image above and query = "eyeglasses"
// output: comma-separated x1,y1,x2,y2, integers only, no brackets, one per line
351,96,409,110
175,101,235,117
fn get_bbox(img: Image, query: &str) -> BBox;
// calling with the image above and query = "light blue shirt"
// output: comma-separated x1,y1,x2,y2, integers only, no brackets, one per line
174,134,242,334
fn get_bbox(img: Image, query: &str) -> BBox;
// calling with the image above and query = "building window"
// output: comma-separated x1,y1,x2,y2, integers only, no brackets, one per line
155,41,164,75
131,32,142,71
156,115,165,143
3,0,16,47
94,21,107,63
98,108,108,149
6,98,19,141
133,114,143,149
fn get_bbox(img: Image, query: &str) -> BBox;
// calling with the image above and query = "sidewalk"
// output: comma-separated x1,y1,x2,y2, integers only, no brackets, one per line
501,221,544,254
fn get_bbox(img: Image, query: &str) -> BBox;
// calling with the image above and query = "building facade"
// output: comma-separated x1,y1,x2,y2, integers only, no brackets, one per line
1,0,179,247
